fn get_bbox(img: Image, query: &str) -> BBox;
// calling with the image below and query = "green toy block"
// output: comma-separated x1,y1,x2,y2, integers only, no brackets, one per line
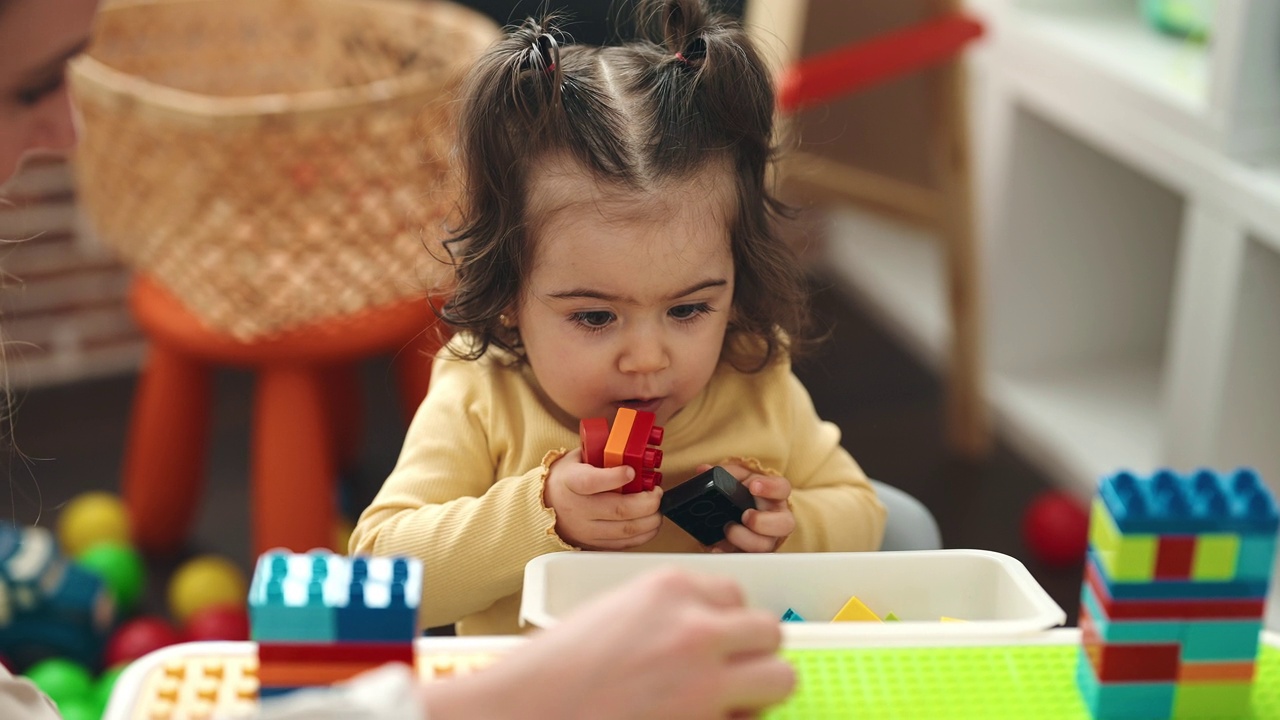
1172,680,1252,719
1091,499,1158,581
1190,533,1240,581
1236,534,1278,581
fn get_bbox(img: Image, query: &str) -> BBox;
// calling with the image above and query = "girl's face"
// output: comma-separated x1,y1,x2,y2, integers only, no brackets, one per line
0,0,99,186
516,160,735,426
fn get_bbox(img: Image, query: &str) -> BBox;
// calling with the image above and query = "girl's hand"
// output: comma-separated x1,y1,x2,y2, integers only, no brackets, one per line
544,449,663,550
698,463,795,553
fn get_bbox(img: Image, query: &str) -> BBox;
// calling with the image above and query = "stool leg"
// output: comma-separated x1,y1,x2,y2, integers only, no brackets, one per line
253,366,335,554
323,364,362,471
394,326,445,426
123,344,212,555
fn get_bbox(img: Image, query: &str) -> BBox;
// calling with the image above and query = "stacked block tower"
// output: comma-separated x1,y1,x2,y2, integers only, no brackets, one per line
1078,468,1278,719
248,549,423,697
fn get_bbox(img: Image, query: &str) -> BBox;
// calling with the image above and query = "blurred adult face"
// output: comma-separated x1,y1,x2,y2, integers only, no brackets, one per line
0,0,100,186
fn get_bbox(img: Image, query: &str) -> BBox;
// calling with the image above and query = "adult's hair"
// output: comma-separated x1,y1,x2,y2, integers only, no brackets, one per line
439,0,809,371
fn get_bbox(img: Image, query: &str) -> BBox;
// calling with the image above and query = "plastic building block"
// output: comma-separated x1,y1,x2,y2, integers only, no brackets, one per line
579,417,609,467
832,596,881,622
1085,561,1266,620
1081,618,1181,682
1177,661,1256,682
884,612,901,621
1189,533,1240,581
1180,621,1264,662
579,408,664,494
1236,534,1279,581
1088,551,1268,600
1090,499,1158,582
134,654,261,719
248,551,422,643
659,466,756,546
1171,681,1253,719
1075,654,1175,720
781,608,805,622
603,408,637,467
1153,535,1196,579
1099,468,1279,535
0,525,115,672
257,642,414,664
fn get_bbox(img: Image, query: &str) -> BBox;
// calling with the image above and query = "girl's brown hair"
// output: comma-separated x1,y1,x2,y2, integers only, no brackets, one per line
439,0,809,371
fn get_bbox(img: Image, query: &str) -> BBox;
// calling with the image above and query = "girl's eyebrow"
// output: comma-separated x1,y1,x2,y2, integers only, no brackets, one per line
547,279,728,303
18,37,91,84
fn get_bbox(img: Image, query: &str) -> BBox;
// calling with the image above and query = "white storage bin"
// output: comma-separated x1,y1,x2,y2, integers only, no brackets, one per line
521,550,1066,647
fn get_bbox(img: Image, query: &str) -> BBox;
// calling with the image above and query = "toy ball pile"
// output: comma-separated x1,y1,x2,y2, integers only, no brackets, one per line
0,491,249,719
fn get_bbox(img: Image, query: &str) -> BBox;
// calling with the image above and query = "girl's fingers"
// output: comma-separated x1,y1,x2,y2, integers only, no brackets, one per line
742,508,795,539
722,522,778,553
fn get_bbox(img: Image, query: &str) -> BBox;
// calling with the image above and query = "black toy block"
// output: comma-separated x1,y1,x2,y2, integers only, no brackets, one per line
660,466,756,546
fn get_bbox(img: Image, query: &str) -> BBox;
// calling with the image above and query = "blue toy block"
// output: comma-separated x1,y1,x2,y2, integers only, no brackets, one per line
248,551,423,643
1087,550,1269,601
1180,619,1264,662
659,466,756,546
781,608,805,622
335,556,421,642
1075,652,1175,720
1235,534,1278,581
1100,468,1278,535
1081,584,1183,644
0,525,115,672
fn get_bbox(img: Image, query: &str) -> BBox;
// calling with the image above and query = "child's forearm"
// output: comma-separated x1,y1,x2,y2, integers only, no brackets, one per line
350,467,574,628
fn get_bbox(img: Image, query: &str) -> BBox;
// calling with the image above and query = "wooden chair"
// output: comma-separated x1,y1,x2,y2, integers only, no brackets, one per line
123,275,445,556
747,0,990,459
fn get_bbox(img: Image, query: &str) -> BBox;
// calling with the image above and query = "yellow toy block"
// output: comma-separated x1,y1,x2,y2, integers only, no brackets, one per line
832,596,882,622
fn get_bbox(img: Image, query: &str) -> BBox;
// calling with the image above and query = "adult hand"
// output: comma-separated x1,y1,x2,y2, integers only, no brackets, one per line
422,568,796,719
543,449,664,550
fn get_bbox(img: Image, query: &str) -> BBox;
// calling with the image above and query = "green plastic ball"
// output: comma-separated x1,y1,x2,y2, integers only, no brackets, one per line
57,696,100,720
24,658,93,707
76,542,147,611
94,664,128,714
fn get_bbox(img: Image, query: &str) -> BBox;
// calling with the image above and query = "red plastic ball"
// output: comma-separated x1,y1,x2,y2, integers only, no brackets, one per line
1022,491,1090,568
104,617,183,667
183,605,250,642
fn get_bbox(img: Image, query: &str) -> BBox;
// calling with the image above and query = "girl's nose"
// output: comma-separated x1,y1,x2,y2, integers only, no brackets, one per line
618,327,671,375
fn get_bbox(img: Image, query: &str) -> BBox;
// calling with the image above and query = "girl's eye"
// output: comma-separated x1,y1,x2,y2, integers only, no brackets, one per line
17,75,66,107
570,310,615,331
669,302,713,322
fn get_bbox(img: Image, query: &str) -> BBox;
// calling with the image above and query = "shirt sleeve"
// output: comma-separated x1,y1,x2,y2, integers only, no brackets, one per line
771,368,886,552
348,354,574,629
0,669,61,720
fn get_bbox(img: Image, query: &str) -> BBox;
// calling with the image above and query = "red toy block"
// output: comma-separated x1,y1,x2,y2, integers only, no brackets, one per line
1080,608,1180,682
1154,535,1196,579
258,641,415,665
580,417,609,467
580,409,664,494
1086,562,1266,620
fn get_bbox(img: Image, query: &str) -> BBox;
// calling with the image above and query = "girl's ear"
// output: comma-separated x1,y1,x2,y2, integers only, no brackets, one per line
499,306,518,328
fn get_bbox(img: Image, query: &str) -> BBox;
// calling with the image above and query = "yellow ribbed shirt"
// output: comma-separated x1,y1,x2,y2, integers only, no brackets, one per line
350,336,886,635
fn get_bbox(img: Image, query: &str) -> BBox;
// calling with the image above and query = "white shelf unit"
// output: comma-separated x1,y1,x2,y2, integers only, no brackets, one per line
1001,0,1280,161
820,0,1280,503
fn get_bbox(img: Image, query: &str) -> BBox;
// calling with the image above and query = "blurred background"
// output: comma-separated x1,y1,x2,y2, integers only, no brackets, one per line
3,0,1279,690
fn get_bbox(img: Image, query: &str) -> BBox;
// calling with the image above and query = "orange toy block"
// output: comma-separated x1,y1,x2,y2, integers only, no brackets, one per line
603,408,637,467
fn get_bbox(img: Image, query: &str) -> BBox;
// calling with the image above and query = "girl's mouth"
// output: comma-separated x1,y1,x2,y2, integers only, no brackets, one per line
617,398,663,414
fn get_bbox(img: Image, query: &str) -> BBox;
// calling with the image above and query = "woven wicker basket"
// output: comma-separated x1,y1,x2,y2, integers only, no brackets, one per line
69,0,498,339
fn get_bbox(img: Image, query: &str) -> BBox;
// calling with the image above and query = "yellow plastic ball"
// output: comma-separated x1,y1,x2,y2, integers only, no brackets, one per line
168,555,248,624
334,518,355,553
57,492,131,559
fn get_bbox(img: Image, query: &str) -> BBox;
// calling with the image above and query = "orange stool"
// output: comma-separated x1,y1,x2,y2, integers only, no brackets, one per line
123,274,445,556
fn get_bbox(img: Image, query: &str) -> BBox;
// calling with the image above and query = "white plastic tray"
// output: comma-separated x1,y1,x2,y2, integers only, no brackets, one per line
521,550,1067,647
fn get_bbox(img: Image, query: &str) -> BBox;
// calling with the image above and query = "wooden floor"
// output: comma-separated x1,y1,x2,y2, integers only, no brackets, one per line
3,274,1083,625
